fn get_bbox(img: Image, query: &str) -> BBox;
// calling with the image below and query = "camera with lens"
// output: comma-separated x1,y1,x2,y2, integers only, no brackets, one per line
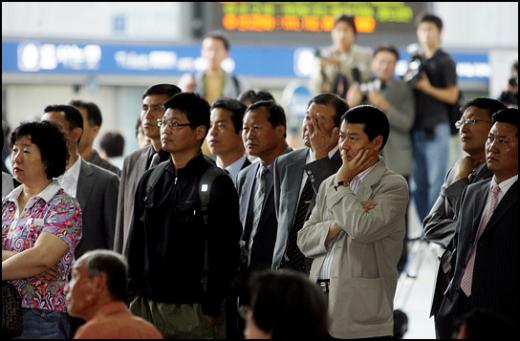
403,44,425,87
358,79,384,101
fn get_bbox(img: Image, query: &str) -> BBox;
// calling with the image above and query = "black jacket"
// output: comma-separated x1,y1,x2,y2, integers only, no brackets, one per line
127,152,241,317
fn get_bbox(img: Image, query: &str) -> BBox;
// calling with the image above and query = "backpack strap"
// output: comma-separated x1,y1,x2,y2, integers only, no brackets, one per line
199,166,229,226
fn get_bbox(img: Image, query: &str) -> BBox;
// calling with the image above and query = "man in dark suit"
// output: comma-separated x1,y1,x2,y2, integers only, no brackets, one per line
437,108,519,338
237,100,291,272
112,84,181,254
42,105,119,258
423,97,506,336
69,100,121,176
208,98,250,186
272,93,347,272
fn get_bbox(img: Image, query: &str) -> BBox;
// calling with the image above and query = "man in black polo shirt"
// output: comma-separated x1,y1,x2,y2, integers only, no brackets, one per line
410,13,460,224
126,92,241,338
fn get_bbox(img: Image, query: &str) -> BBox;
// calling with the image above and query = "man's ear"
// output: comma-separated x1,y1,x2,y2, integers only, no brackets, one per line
195,125,208,142
371,135,384,151
275,125,286,139
90,273,107,293
91,125,100,139
72,127,84,145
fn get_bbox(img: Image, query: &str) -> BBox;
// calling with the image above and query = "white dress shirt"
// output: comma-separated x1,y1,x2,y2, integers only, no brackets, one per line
56,156,82,198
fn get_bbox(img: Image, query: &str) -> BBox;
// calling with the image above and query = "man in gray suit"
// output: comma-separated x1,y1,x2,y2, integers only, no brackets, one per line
112,84,181,254
347,44,415,272
237,100,290,272
42,105,119,258
298,106,409,339
272,93,347,272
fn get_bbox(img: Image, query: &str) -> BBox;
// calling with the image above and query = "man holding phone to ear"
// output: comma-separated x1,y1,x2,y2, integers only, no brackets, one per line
297,105,409,339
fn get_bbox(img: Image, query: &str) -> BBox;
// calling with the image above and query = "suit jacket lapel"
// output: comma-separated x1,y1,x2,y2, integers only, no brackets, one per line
356,160,386,200
240,163,258,232
285,150,308,223
469,180,492,242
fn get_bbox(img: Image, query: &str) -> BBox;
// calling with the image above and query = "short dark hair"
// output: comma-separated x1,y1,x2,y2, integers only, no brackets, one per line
99,132,125,157
417,13,443,31
492,108,519,136
307,93,349,127
334,14,357,34
135,117,142,138
69,100,103,127
211,97,247,134
142,83,181,100
246,100,287,137
164,92,211,138
454,308,517,339
341,105,390,150
79,250,128,302
373,44,400,61
238,89,275,106
44,104,84,130
10,121,69,179
461,97,507,119
205,31,231,52
247,270,328,340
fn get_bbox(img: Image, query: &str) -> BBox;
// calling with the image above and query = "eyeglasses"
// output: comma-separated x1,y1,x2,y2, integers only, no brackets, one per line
455,118,491,129
156,119,193,130
238,305,252,320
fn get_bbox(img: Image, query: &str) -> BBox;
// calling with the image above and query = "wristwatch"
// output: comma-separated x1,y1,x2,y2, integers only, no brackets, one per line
334,180,349,191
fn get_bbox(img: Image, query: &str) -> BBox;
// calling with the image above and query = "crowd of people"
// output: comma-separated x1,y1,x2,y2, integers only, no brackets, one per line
2,12,519,340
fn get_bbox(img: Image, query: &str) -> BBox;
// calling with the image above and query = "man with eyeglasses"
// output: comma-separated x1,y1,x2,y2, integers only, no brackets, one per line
126,92,241,339
113,84,181,254
423,97,506,337
436,107,519,338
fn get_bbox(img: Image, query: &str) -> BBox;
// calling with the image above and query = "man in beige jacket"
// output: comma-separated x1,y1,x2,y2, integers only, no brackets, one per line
297,105,409,339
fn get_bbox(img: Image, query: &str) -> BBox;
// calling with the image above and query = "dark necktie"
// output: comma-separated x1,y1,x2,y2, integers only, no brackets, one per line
284,176,314,271
247,166,269,265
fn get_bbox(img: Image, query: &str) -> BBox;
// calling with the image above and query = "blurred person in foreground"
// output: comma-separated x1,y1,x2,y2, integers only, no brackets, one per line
240,269,328,339
66,250,162,339
2,121,82,339
298,105,408,339
423,97,506,337
238,89,275,107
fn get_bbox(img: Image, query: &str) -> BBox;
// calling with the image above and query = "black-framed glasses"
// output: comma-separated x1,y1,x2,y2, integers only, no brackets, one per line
455,118,491,129
156,119,193,130
238,305,252,320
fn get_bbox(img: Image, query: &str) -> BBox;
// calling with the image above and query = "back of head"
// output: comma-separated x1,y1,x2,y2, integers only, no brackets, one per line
308,93,349,127
455,308,518,338
342,105,390,150
417,13,443,31
99,132,125,157
211,97,247,133
70,100,103,127
44,104,84,130
247,100,287,137
461,97,507,119
164,92,211,131
248,270,328,339
142,83,181,100
238,89,275,106
79,250,128,302
10,121,69,179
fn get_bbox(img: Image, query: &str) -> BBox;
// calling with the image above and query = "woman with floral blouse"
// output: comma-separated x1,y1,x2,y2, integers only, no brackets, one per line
2,121,82,339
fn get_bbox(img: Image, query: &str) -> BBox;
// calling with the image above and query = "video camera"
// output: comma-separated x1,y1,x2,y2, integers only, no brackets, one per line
403,43,425,87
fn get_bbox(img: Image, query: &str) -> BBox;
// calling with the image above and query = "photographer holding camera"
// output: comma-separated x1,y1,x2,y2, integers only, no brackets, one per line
310,14,372,99
498,61,518,108
346,44,415,272
409,14,460,224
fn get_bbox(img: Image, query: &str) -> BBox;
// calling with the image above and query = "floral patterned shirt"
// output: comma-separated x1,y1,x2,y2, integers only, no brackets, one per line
2,181,82,312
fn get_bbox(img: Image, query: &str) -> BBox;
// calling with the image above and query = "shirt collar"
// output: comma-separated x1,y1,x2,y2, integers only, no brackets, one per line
4,180,61,205
492,174,518,196
219,155,246,177
307,145,339,164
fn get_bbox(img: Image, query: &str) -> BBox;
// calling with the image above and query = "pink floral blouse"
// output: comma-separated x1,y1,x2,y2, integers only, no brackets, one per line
2,182,82,312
